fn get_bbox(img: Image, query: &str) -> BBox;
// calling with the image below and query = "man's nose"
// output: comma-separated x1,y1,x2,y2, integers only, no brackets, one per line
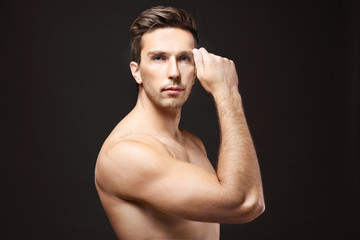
167,58,180,80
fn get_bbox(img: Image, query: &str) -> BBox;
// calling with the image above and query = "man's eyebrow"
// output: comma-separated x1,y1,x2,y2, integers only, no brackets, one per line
147,51,166,56
178,51,193,56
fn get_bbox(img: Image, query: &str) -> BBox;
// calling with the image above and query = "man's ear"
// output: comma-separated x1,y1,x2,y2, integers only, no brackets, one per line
130,61,142,85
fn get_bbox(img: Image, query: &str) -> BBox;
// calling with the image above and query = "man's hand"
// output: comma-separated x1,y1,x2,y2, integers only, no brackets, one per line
192,48,239,96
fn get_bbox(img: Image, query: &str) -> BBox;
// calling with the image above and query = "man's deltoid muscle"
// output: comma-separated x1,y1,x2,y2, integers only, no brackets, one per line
95,6,265,240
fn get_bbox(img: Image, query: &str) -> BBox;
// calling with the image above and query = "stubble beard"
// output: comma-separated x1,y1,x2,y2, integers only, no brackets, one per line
143,84,191,111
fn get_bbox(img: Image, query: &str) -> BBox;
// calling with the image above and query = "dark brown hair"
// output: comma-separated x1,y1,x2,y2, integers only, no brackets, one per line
130,6,199,64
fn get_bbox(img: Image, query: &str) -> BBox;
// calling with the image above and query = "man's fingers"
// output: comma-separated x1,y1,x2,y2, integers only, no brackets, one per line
199,47,209,54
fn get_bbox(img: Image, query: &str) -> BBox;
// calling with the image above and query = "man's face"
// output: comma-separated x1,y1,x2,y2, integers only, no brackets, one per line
131,28,196,109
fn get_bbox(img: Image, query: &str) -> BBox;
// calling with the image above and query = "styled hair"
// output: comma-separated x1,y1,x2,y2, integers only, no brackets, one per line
130,6,199,64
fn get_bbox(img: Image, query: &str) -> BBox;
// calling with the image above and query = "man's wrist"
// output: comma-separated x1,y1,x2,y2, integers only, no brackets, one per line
213,87,242,103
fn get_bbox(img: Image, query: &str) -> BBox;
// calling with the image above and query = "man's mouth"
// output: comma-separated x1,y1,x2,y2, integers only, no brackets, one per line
162,87,185,94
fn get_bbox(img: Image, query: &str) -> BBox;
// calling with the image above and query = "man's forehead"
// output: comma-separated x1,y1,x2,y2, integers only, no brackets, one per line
141,28,195,53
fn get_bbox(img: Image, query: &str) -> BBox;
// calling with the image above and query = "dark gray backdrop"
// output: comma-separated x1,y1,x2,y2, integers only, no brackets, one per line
1,0,359,239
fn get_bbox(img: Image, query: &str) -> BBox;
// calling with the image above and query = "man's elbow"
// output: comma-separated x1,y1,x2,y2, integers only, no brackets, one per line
225,192,265,223
237,196,265,223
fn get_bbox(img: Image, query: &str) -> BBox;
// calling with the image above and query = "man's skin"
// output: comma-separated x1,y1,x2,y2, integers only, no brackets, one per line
95,27,265,239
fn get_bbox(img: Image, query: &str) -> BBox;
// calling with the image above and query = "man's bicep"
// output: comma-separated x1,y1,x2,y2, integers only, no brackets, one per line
96,139,238,222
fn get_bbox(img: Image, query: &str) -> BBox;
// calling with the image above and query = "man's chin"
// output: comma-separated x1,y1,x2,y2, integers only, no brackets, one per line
158,99,186,110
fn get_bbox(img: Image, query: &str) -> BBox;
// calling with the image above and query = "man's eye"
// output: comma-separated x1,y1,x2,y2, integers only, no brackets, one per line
180,56,191,62
153,56,164,61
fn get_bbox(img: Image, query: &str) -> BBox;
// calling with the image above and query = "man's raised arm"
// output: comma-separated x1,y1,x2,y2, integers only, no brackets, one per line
192,47,265,222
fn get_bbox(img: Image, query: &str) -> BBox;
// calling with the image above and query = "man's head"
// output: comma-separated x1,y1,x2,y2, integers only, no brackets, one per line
129,6,199,109
130,6,199,64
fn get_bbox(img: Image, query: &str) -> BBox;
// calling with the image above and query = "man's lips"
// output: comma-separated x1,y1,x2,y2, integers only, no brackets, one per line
162,87,185,93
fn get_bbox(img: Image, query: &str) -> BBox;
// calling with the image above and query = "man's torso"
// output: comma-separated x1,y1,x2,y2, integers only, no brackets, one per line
95,116,220,239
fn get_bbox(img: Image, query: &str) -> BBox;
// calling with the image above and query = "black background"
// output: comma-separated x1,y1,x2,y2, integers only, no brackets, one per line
1,0,359,239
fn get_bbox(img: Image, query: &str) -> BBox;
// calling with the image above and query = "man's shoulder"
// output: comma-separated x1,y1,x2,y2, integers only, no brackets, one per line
100,133,168,162
95,133,172,197
181,128,201,141
180,128,207,154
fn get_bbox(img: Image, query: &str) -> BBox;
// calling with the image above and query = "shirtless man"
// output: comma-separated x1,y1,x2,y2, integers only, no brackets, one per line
95,6,265,239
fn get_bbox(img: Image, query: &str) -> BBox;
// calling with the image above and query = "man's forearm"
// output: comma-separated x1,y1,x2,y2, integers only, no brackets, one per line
214,88,264,213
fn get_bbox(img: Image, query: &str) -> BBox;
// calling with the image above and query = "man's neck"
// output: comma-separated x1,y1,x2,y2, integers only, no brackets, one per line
132,95,182,140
